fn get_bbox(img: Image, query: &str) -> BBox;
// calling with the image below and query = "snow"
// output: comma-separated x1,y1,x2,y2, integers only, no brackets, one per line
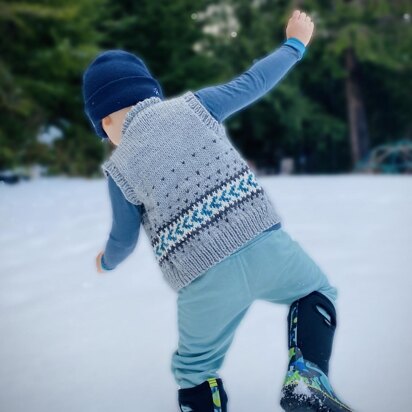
1,175,411,412
292,380,311,398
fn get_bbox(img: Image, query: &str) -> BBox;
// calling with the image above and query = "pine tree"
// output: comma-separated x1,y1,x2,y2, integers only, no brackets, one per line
0,0,104,175
98,0,217,96
293,0,412,167
211,0,412,170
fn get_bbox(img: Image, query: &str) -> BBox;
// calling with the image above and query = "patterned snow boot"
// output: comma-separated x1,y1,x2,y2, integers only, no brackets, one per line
178,377,228,412
280,291,353,412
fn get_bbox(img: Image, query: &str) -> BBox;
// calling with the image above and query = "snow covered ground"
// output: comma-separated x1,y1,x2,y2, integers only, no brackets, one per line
1,175,411,412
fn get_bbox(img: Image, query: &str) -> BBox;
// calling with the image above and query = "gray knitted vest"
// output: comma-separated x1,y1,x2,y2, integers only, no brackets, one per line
101,91,281,291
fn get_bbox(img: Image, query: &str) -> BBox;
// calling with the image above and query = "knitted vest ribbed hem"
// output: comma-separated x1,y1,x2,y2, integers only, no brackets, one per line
160,191,281,291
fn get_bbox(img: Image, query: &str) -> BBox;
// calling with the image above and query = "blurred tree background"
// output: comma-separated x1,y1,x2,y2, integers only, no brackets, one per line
1,0,411,176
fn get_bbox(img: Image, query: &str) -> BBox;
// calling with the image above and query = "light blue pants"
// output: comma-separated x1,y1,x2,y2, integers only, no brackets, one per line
171,227,338,389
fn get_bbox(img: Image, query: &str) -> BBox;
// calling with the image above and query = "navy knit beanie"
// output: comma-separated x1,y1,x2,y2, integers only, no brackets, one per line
82,50,164,139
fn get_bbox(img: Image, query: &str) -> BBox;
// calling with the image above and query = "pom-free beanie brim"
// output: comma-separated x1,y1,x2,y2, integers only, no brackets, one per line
86,76,162,138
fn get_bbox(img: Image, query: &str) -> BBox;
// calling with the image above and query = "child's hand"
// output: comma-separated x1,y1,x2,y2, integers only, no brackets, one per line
96,251,105,274
286,10,315,47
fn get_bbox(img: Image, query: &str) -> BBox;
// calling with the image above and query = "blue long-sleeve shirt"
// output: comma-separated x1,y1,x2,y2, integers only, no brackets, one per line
100,38,306,271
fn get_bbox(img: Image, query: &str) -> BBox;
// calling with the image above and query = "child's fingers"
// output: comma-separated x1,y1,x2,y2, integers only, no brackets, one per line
96,251,105,273
291,9,301,19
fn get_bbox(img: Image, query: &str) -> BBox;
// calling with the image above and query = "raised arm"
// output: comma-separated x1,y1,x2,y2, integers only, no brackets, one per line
99,174,143,271
194,39,304,123
194,10,314,123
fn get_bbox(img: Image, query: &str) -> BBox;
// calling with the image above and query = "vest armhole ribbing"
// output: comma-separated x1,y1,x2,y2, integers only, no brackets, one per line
101,160,143,206
182,91,225,136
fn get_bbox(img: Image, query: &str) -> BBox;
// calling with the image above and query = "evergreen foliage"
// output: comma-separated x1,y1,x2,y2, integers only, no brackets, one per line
1,0,411,175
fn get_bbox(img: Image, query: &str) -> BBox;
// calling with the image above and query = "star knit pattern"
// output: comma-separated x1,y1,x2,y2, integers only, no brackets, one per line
101,90,282,291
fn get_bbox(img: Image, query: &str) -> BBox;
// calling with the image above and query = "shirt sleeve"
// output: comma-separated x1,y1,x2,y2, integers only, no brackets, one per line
101,175,143,270
193,37,306,123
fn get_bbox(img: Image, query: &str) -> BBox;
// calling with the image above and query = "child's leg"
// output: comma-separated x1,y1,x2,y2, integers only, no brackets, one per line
238,228,352,411
280,290,352,411
241,228,338,307
286,290,337,376
171,252,253,411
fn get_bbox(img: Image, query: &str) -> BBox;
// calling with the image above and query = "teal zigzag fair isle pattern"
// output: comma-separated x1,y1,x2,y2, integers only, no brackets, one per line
152,166,262,263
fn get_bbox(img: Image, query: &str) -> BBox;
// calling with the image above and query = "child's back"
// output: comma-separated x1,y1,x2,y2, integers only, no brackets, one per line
101,89,282,290
82,9,353,412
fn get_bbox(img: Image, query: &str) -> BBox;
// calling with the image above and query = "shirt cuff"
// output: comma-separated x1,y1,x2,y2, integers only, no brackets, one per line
101,254,115,271
283,37,306,60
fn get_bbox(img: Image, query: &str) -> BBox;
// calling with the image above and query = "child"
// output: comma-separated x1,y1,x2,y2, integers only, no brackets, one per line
83,9,352,412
